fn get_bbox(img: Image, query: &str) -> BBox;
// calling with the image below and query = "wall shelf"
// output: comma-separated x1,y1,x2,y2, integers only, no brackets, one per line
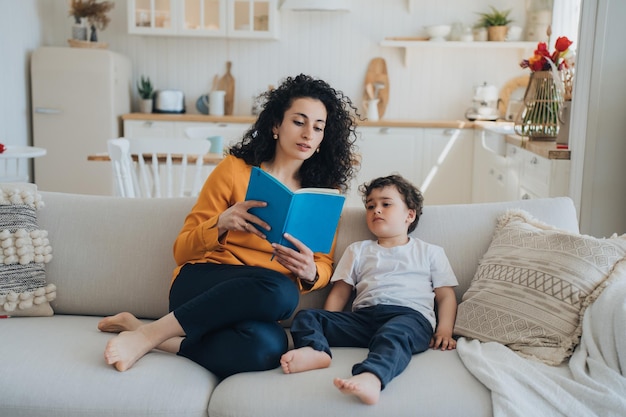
380,40,537,66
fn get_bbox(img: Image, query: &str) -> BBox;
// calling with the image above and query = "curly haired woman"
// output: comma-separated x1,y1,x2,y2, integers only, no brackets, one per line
98,74,359,378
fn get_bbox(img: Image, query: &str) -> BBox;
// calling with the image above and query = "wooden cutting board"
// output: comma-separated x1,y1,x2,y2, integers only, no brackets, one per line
363,57,389,119
217,61,235,115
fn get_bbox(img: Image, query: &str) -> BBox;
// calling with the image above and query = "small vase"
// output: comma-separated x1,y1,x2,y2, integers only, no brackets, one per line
90,25,98,42
71,17,88,41
139,99,153,114
514,71,564,140
487,26,508,41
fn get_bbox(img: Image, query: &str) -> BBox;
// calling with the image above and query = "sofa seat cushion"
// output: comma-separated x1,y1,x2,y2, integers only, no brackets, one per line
0,315,218,417
208,347,492,417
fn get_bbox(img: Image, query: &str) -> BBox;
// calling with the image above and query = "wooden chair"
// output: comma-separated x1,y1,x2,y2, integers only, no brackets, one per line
107,137,211,198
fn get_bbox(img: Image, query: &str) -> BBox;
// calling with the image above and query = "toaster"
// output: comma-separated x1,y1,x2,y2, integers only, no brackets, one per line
153,90,186,113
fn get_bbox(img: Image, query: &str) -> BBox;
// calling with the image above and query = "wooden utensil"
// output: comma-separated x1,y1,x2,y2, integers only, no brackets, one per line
363,58,389,119
365,83,375,100
217,61,235,115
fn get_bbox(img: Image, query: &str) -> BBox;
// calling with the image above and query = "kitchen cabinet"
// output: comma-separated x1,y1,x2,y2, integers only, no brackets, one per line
123,119,250,145
347,126,473,207
127,0,278,39
512,145,570,200
472,131,570,203
472,129,509,203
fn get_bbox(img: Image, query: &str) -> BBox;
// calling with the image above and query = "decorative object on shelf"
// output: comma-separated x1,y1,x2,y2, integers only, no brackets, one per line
137,76,154,114
67,0,114,46
476,6,513,41
217,62,235,116
514,36,575,140
363,57,389,119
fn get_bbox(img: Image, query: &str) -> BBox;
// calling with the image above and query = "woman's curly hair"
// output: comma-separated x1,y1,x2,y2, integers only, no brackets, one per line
229,74,359,192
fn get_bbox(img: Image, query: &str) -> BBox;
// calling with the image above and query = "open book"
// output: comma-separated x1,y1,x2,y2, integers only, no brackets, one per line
245,167,345,253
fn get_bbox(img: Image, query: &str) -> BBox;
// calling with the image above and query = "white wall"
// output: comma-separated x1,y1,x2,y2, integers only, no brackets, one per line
23,0,536,119
570,0,626,237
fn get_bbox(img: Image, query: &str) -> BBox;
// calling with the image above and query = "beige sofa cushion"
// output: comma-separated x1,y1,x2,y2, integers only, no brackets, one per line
454,209,626,365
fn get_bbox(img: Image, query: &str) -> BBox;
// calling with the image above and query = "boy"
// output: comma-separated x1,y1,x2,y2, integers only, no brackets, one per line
280,174,458,405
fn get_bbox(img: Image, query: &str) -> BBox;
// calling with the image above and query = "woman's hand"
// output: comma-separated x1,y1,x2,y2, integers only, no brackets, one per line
272,233,317,283
217,200,269,239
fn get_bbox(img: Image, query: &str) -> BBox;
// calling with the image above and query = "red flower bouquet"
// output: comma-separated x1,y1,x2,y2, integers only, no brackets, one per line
520,36,574,72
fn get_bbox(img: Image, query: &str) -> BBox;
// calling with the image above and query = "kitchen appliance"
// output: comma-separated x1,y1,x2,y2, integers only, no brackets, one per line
31,46,131,195
465,82,500,121
153,90,185,113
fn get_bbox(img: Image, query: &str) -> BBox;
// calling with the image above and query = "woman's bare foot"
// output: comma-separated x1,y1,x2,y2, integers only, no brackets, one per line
280,347,331,374
104,329,154,372
333,372,381,405
98,312,143,333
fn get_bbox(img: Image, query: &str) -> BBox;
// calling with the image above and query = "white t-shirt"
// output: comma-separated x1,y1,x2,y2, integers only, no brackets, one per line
331,237,458,330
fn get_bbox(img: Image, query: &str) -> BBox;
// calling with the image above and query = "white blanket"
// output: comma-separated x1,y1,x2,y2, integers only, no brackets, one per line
457,262,626,417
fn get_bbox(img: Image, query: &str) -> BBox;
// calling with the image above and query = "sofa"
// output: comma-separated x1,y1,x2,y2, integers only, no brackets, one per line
0,191,588,417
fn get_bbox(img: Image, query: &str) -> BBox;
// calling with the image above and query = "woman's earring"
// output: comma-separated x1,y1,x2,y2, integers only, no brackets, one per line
316,148,320,153
273,134,278,140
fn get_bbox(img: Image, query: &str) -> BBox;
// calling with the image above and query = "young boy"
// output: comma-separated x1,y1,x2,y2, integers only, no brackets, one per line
280,174,458,405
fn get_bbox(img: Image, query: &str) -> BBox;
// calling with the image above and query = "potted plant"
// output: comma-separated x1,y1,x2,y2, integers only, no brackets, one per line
68,0,114,43
137,76,154,114
476,6,513,41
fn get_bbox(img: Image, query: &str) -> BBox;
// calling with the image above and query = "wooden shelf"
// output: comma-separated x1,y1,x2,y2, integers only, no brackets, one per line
380,40,537,66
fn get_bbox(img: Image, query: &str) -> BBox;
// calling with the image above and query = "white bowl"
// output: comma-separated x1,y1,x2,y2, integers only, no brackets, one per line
426,25,451,41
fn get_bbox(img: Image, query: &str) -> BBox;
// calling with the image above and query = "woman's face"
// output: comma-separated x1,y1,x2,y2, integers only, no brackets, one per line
272,97,327,162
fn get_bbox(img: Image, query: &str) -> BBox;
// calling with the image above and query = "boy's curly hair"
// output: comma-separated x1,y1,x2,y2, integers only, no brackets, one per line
229,74,359,192
359,174,424,233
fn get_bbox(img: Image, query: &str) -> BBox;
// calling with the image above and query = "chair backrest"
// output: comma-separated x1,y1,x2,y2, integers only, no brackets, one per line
107,138,139,198
107,137,211,198
183,127,226,155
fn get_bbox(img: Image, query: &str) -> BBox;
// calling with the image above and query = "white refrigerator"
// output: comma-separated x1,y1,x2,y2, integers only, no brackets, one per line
31,46,131,195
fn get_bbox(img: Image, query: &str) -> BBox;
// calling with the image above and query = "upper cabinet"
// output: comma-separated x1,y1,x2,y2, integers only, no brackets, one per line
127,0,279,39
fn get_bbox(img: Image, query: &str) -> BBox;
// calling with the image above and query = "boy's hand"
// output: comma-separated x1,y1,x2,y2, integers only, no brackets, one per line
429,333,457,350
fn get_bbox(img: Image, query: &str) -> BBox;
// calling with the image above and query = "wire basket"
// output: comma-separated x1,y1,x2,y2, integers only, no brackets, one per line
514,71,564,140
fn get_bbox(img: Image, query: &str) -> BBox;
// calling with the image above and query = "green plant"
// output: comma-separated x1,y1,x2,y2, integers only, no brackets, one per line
476,6,513,27
137,76,154,100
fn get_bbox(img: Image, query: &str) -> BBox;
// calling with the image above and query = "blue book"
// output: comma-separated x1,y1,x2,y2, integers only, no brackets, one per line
245,167,345,253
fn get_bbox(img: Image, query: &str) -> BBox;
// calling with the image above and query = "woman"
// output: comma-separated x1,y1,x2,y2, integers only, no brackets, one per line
99,74,359,378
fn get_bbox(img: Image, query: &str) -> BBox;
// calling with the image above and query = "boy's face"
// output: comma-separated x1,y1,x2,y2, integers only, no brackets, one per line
364,185,416,240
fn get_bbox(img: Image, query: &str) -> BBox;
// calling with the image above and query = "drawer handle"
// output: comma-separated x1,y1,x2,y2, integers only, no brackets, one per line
530,157,538,165
521,193,531,200
379,127,389,134
143,121,153,127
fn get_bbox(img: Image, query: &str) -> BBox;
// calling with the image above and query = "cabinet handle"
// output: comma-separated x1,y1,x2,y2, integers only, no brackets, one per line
530,156,538,165
143,121,153,127
521,193,530,200
379,127,389,134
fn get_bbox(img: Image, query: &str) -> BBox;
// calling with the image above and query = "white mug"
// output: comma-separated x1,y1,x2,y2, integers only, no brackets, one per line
209,90,226,116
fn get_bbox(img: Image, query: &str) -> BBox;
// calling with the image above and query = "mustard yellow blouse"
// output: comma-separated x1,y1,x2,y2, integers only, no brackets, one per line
172,155,337,293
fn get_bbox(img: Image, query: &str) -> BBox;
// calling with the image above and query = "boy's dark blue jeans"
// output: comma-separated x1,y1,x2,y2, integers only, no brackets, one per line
290,305,433,389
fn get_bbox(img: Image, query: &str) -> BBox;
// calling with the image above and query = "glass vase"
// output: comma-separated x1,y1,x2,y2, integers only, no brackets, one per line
514,71,564,140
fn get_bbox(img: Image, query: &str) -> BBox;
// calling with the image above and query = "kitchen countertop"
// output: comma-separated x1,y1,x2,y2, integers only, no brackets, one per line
122,114,570,160
121,113,475,129
505,135,571,160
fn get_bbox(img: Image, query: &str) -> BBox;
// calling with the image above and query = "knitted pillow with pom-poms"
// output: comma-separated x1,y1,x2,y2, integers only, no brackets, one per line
0,183,54,317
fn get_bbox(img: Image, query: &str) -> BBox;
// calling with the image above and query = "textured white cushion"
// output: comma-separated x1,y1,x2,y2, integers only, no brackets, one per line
454,209,626,365
0,183,54,317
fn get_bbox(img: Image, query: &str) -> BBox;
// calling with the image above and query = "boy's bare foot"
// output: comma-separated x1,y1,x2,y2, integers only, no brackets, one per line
280,347,331,374
333,372,381,405
98,312,143,333
104,329,155,372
